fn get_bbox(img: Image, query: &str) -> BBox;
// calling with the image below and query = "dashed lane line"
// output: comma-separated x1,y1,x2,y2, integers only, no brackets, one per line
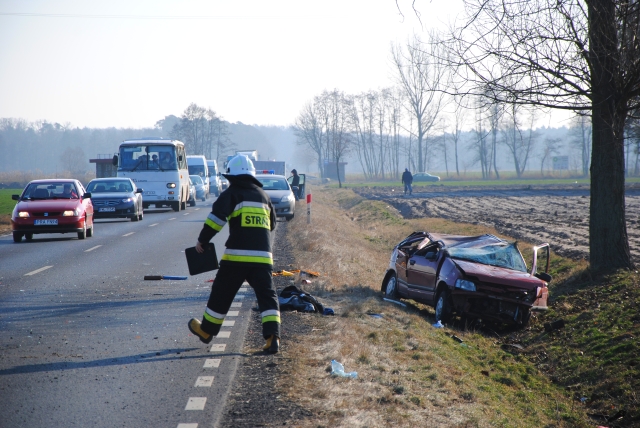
194,376,214,387
185,397,206,410
216,331,231,338
24,266,53,276
230,302,242,308
84,245,102,252
149,223,159,227
177,424,198,428
169,218,176,221
221,320,235,327
226,311,239,317
123,232,135,237
210,343,226,352
183,212,190,215
203,359,221,368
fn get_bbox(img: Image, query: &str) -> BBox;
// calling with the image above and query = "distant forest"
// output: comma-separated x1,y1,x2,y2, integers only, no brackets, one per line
1,114,639,180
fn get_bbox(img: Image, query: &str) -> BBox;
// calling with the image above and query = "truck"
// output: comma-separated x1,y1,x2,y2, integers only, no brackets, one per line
224,150,287,175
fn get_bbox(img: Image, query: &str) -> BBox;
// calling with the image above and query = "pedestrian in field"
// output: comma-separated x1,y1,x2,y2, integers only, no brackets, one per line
188,155,281,353
402,168,413,195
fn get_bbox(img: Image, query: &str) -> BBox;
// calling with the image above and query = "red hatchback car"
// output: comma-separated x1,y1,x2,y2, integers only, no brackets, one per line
11,179,94,243
382,231,551,328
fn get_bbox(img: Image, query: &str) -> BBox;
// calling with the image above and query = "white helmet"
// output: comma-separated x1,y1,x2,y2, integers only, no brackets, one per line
226,154,256,176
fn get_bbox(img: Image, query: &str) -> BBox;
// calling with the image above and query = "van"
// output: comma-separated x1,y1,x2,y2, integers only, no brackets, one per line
186,155,210,198
207,159,222,196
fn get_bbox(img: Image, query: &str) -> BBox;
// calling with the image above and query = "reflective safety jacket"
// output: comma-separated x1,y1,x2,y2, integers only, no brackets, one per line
198,174,276,267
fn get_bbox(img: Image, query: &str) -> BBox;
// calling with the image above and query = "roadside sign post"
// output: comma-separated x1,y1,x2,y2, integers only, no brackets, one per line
306,193,311,224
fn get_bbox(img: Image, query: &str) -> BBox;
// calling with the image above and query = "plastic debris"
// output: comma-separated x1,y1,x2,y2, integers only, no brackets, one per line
368,313,384,319
273,269,321,278
433,320,444,328
301,279,312,285
331,360,357,379
383,298,407,307
144,275,188,281
323,307,335,316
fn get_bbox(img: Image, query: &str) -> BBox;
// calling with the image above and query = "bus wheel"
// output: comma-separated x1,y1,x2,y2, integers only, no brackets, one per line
173,201,181,212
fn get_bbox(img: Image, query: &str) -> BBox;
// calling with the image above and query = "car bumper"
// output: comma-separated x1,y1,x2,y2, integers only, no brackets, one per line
93,206,137,218
11,217,86,234
272,201,295,217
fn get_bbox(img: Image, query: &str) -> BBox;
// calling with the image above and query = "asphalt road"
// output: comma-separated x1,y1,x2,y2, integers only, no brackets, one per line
0,198,257,428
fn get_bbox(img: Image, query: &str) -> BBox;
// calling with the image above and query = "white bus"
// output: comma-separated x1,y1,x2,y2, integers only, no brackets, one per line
113,138,190,212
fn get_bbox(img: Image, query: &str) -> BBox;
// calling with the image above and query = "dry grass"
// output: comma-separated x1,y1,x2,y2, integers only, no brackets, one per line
277,187,590,427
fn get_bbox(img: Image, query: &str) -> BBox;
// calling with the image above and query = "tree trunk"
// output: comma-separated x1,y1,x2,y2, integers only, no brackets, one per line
588,0,632,271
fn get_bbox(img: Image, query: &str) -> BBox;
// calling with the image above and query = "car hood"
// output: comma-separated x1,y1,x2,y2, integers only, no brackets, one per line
264,190,291,199
16,199,83,210
91,192,133,199
453,259,543,289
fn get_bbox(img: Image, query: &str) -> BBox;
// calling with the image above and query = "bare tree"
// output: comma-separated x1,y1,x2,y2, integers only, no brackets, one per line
443,0,640,271
294,99,327,179
60,146,86,175
502,104,537,178
323,90,353,188
570,114,592,177
392,32,446,173
540,137,562,175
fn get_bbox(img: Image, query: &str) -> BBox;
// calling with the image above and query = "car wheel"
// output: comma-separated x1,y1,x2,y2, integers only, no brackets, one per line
181,199,187,210
285,214,294,222
78,220,87,240
435,288,453,323
521,308,532,327
189,198,196,207
13,232,24,243
201,196,206,202
25,233,34,241
87,223,93,237
172,201,181,212
138,209,143,221
383,272,398,298
131,212,139,222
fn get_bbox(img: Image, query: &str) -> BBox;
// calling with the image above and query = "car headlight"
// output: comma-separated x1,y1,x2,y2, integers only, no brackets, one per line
166,183,176,188
63,209,79,216
455,279,476,291
122,198,133,203
18,211,30,218
281,195,293,203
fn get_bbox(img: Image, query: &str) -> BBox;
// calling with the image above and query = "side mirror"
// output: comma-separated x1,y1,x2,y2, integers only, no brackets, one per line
534,272,552,283
112,155,118,166
83,192,92,199
136,188,143,194
12,194,19,200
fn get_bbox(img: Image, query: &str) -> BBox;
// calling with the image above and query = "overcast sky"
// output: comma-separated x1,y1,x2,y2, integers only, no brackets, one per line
1,0,472,129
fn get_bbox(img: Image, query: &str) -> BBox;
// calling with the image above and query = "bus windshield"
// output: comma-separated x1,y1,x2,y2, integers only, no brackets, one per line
119,145,177,171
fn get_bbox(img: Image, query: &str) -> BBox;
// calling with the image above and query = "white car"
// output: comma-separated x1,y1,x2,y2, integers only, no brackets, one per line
255,174,295,221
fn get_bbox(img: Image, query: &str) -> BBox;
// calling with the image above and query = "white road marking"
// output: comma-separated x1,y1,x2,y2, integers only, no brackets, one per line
203,358,221,368
210,344,226,352
183,212,190,215
194,208,200,211
149,223,159,227
168,218,176,221
195,376,214,387
185,397,206,410
238,287,249,293
233,295,245,300
230,302,242,308
84,245,102,252
226,311,239,317
217,331,231,338
222,320,235,327
123,232,135,236
177,424,198,428
25,266,53,276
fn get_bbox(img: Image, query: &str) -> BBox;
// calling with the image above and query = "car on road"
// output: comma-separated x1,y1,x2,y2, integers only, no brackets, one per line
188,177,197,206
86,178,143,221
381,231,551,328
412,172,440,182
220,175,229,191
190,175,207,201
11,179,94,242
255,173,295,221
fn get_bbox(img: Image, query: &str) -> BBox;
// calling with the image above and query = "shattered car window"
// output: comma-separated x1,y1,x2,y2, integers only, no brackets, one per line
447,242,527,272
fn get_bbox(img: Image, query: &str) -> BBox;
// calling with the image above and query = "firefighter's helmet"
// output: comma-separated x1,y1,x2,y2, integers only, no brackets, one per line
226,155,256,176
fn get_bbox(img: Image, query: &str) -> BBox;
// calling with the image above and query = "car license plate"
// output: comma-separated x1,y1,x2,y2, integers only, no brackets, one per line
99,207,116,212
34,219,58,225
144,191,156,195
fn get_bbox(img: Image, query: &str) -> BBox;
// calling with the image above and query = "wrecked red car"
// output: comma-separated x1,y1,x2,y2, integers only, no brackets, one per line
381,232,550,327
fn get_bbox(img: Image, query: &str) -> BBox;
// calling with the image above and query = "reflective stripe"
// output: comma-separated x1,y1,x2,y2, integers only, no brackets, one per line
233,201,269,212
229,206,270,220
221,254,273,264
204,213,226,232
225,249,272,258
262,309,280,317
203,308,225,324
262,315,281,324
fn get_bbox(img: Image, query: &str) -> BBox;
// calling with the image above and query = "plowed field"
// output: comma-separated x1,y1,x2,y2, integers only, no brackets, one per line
353,183,640,263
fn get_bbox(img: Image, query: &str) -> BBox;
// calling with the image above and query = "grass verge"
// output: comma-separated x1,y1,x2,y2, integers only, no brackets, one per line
0,189,20,234
276,186,638,427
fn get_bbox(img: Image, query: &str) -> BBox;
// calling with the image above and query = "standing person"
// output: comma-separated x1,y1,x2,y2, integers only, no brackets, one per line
290,169,300,199
188,155,281,353
402,168,413,195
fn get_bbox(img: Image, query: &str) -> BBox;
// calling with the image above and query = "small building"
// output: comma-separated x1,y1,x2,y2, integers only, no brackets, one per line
323,161,347,182
89,154,117,178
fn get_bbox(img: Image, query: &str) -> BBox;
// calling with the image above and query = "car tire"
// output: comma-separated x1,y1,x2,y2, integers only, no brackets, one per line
25,233,34,241
285,214,294,222
181,199,187,210
383,272,398,298
87,224,93,237
131,212,139,222
13,232,23,243
189,199,196,207
521,308,532,327
138,209,143,221
172,201,181,212
78,221,87,240
201,196,206,202
435,288,453,323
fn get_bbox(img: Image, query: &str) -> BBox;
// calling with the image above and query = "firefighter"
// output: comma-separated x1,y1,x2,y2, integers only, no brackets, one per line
188,154,281,353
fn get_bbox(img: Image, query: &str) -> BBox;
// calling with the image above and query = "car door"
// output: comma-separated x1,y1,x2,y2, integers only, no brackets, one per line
406,246,440,303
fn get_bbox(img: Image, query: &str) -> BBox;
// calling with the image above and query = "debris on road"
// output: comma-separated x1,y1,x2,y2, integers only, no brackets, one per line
144,275,188,280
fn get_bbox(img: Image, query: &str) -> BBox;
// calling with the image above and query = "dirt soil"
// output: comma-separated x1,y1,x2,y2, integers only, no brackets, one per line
218,220,317,427
352,183,640,263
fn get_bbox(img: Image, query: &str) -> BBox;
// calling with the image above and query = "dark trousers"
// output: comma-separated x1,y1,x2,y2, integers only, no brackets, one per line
201,264,280,339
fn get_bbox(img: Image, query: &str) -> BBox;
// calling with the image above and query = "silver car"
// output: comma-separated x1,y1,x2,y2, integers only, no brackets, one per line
255,174,295,221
